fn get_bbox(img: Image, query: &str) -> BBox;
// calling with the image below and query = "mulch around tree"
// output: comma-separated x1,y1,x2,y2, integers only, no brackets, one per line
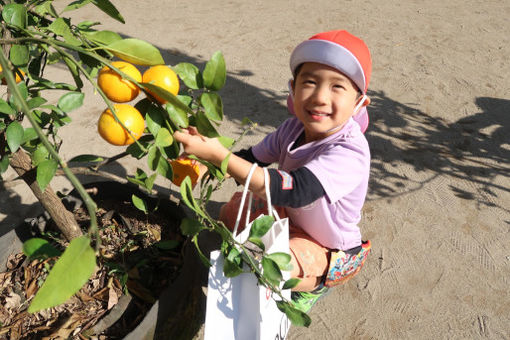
0,186,186,339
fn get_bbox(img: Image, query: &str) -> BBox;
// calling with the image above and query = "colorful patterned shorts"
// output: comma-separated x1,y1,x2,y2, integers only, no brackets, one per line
324,240,371,287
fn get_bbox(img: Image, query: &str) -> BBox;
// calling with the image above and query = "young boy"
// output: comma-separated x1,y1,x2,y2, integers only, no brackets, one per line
174,30,372,313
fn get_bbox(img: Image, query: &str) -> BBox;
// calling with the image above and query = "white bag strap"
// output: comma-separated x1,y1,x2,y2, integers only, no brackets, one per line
232,164,283,239
263,167,278,240
233,163,258,237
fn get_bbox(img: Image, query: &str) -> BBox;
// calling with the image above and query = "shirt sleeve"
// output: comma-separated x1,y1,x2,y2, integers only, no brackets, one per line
234,148,271,167
268,167,325,208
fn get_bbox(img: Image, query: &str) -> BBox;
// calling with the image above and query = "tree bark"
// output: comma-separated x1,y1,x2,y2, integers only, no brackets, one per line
9,149,83,241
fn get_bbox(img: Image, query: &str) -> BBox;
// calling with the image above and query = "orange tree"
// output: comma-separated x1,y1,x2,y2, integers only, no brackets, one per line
0,0,310,327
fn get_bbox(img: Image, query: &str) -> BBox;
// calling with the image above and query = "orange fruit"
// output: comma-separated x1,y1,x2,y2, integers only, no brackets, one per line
142,65,180,104
0,65,25,84
97,61,142,103
170,157,200,187
98,104,145,146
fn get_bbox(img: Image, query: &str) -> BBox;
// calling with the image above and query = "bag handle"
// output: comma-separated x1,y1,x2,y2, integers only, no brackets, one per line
233,164,282,238
233,163,258,237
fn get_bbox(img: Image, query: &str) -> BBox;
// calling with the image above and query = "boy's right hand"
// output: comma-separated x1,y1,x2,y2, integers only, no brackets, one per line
173,127,229,168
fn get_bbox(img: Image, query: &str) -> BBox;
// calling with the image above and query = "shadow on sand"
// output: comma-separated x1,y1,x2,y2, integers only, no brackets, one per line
366,91,509,217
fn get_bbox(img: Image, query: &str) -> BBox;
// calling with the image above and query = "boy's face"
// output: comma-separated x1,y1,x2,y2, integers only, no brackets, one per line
292,62,368,142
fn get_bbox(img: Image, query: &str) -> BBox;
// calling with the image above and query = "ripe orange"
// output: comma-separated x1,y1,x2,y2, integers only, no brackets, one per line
0,65,25,84
98,104,145,146
170,157,200,187
142,65,180,104
97,61,142,103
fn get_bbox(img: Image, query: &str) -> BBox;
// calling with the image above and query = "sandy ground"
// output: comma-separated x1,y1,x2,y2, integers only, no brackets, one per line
1,0,510,338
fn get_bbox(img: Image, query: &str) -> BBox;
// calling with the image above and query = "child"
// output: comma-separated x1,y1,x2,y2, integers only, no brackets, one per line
174,30,372,313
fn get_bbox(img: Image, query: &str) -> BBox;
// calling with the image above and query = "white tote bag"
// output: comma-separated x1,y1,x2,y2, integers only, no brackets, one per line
204,165,291,340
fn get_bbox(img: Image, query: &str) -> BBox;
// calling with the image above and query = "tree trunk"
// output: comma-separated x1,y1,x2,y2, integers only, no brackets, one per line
9,149,83,241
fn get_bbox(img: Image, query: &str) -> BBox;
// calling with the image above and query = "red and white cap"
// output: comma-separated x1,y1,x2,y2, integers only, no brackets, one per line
290,30,372,93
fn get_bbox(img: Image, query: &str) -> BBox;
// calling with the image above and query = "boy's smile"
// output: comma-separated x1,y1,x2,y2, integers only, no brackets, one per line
292,62,369,143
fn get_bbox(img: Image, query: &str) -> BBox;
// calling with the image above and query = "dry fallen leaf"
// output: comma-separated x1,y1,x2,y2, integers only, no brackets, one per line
107,285,119,310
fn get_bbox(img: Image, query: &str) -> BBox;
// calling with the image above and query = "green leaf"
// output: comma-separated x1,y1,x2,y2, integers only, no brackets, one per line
29,77,78,91
0,98,15,115
144,173,157,192
23,238,61,259
27,97,47,110
2,3,27,28
68,154,104,163
132,194,148,214
34,1,58,17
192,234,211,267
180,218,204,236
276,301,311,327
0,156,9,174
47,18,81,46
223,257,244,278
165,103,189,128
21,127,39,144
195,111,219,138
261,257,282,285
247,236,265,251
77,21,100,29
126,135,151,159
62,0,92,12
10,45,29,67
173,62,203,89
147,146,160,171
126,168,148,187
126,177,144,187
177,95,193,107
6,121,24,153
83,30,122,45
155,240,180,250
9,82,28,111
147,146,173,179
105,39,163,66
179,177,202,215
218,135,235,149
57,92,84,113
249,215,274,239
265,252,293,271
63,56,83,89
282,278,301,290
140,82,194,116
160,140,180,160
28,236,96,313
226,247,242,264
90,0,125,24
199,92,223,121
155,128,173,147
32,144,49,166
220,152,230,176
203,51,226,91
144,104,165,136
36,159,58,191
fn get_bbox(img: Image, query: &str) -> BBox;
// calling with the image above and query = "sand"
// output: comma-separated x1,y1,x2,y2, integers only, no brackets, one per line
1,0,509,338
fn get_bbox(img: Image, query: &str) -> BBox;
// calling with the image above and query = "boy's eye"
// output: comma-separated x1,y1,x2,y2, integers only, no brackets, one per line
302,79,316,85
333,84,345,89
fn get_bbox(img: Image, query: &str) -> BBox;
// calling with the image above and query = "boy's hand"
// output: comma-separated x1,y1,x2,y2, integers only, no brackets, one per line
173,127,229,167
